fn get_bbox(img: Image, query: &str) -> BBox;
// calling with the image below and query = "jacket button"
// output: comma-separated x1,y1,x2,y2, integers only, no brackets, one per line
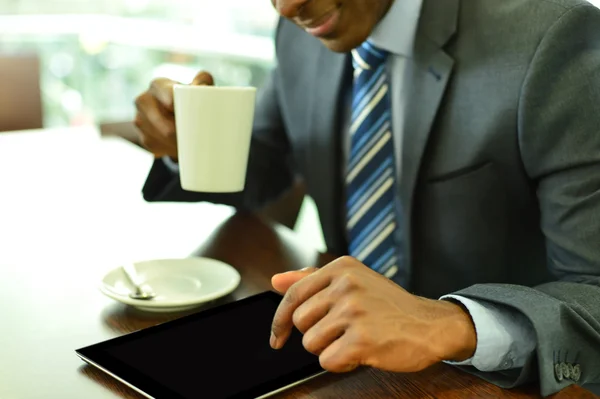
567,363,575,380
555,363,564,381
572,364,581,382
561,362,570,379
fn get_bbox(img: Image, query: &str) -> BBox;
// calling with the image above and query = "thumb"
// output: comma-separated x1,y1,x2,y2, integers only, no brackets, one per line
191,71,215,86
272,267,319,294
149,77,179,112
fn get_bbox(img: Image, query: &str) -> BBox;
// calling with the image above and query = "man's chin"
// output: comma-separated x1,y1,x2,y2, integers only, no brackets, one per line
319,36,363,53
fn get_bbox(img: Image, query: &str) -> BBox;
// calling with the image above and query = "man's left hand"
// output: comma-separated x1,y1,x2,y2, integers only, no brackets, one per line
270,256,477,373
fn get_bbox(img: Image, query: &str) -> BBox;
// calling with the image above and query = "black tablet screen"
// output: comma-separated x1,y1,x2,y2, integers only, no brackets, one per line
82,292,321,399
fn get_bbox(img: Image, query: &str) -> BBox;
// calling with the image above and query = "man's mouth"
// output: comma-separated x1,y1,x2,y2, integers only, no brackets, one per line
302,7,341,38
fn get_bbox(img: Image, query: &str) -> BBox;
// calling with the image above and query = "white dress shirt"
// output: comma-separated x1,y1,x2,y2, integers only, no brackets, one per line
164,0,538,372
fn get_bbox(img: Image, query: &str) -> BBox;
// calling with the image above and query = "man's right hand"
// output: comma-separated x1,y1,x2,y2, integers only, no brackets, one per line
134,71,214,160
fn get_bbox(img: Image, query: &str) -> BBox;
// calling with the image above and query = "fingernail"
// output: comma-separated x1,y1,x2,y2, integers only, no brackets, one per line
270,332,279,349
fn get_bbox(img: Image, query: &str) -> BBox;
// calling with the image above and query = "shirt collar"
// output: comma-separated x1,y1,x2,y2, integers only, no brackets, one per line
368,0,423,57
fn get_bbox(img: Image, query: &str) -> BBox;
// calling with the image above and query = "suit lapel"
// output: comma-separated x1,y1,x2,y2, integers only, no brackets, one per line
400,0,458,269
307,45,350,255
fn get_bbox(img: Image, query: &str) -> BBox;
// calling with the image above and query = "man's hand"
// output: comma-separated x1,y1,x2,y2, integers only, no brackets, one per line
134,71,214,159
270,257,477,373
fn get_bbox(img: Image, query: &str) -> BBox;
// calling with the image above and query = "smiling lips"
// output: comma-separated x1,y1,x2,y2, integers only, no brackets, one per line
303,7,341,37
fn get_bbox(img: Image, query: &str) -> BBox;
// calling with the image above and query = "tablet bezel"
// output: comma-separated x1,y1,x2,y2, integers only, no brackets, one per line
76,291,325,399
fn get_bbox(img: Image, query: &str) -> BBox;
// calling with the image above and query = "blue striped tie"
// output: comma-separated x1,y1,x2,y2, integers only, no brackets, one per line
346,41,399,280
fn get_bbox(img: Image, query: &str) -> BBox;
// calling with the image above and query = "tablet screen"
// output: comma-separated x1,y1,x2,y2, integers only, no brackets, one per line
77,291,323,399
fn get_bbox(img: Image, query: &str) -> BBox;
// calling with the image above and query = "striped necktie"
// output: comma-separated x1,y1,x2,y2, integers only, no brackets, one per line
346,41,399,280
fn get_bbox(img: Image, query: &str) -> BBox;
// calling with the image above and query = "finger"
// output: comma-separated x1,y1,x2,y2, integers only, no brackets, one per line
135,95,177,145
134,112,161,146
319,334,361,373
135,109,175,150
191,71,215,86
134,112,176,157
271,268,331,350
302,312,347,356
145,100,176,141
135,92,176,135
140,136,167,158
271,267,318,294
292,285,333,333
149,78,179,112
134,117,167,157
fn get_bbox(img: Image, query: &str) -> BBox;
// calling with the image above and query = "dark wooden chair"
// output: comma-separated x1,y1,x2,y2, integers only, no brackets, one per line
99,120,141,146
0,53,43,132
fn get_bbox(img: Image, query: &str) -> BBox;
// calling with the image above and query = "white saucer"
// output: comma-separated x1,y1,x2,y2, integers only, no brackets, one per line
100,258,241,313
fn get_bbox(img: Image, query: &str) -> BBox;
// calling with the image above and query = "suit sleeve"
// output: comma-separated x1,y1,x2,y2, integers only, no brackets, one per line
451,4,600,397
142,20,295,210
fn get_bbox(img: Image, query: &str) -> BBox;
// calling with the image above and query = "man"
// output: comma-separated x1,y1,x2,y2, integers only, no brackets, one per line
135,0,600,396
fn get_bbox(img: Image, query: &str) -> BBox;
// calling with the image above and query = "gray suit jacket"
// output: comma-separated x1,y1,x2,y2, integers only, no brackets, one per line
143,0,600,395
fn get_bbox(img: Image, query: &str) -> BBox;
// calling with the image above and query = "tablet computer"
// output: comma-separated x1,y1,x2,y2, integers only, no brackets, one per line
76,291,325,399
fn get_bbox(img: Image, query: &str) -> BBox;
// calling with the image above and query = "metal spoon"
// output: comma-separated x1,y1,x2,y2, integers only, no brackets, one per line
121,263,156,300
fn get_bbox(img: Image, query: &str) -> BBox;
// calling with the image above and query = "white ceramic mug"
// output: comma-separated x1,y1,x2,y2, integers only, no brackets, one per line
173,85,257,192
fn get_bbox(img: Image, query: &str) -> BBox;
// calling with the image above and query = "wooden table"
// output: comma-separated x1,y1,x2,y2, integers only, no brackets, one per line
0,128,595,399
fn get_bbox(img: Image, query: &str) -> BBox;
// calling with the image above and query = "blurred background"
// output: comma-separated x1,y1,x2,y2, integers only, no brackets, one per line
1,0,599,131
0,0,278,129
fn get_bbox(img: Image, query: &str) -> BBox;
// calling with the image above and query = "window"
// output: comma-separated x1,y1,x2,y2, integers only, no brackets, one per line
0,0,278,127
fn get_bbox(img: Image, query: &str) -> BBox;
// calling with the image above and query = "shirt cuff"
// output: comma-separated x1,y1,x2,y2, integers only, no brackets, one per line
162,156,179,173
440,294,537,372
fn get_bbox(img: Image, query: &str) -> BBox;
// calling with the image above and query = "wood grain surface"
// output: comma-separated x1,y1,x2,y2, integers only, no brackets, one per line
81,213,595,399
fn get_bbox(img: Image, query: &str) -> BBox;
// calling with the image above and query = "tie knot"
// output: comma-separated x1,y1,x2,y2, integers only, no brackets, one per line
351,41,388,71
